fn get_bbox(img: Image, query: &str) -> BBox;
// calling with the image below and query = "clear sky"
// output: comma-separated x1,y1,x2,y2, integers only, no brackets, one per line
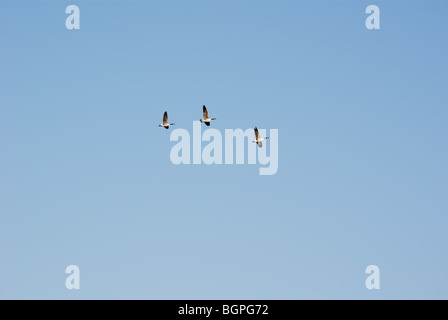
1,0,447,299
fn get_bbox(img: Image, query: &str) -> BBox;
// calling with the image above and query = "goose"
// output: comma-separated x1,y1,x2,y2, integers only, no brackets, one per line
252,127,269,148
199,105,216,126
159,111,175,129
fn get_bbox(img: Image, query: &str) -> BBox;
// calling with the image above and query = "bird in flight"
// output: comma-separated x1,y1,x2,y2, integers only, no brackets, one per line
199,105,217,126
159,111,175,129
252,127,269,148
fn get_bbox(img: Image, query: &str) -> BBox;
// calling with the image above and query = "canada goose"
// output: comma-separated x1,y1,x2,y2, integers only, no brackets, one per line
252,127,269,148
199,105,216,126
159,111,175,129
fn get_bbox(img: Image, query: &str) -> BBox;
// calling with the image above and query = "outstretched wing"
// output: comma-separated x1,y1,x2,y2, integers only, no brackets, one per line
258,141,262,148
254,127,259,141
163,111,168,125
203,105,209,119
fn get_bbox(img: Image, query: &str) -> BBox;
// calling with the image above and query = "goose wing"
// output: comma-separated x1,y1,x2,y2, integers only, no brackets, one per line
258,141,262,148
203,105,209,119
254,127,259,141
163,111,168,125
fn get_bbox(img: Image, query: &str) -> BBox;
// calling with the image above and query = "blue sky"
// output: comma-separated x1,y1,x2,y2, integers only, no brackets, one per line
1,0,447,299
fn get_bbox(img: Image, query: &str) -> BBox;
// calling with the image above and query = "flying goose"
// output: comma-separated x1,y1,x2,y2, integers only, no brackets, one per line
159,111,175,129
252,127,269,148
199,105,216,126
